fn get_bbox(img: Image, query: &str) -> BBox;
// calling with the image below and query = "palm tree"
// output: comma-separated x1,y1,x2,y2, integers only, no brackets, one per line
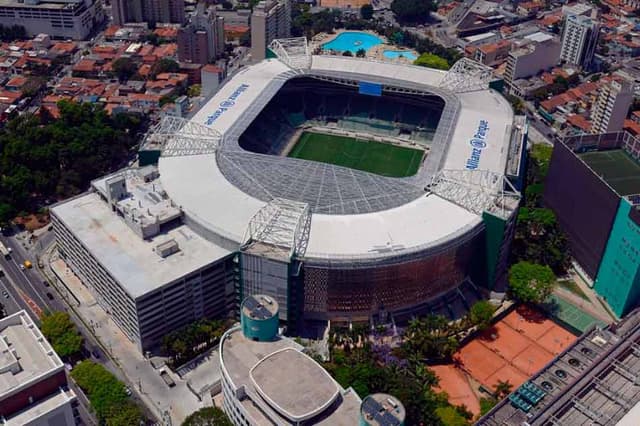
494,380,513,399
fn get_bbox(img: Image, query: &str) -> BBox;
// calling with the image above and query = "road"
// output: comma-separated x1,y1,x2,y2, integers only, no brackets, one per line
1,231,157,423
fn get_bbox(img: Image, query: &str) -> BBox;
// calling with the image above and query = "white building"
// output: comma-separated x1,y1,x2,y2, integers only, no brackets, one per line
591,80,634,134
505,32,561,95
0,310,77,426
51,166,236,353
250,0,290,61
560,13,599,69
219,296,362,425
0,0,103,40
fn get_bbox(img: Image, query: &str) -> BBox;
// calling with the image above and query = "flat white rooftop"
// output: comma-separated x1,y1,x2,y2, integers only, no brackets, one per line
159,56,513,259
221,327,361,425
52,191,231,299
0,311,63,400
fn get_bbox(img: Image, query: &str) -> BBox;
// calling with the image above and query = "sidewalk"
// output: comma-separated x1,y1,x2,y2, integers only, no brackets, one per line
47,256,208,425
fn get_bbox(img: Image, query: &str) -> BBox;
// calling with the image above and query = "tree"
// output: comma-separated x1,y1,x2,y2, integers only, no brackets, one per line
151,58,180,78
111,57,137,82
0,302,5,319
508,261,556,304
435,406,470,426
494,380,513,399
187,84,202,97
222,1,233,10
391,0,437,24
106,402,143,426
468,301,496,330
480,397,498,415
40,311,83,358
182,407,233,426
414,53,450,70
360,4,374,20
356,48,366,58
71,361,143,423
342,50,353,56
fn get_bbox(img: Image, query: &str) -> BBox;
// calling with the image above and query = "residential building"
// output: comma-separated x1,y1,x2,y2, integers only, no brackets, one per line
51,166,236,353
178,3,224,64
0,310,77,426
201,64,224,97
0,0,103,40
474,40,512,67
505,32,561,95
561,2,593,17
250,0,291,61
560,13,599,69
591,80,634,134
111,0,185,26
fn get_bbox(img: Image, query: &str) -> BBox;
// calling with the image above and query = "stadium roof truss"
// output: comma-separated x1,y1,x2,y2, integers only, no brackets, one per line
242,198,312,258
143,116,222,157
438,58,495,93
268,37,311,70
428,169,521,219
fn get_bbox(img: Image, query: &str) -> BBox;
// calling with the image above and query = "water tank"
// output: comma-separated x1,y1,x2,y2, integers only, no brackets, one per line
240,294,279,341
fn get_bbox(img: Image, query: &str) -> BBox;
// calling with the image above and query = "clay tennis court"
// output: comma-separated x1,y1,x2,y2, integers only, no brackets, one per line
454,306,577,391
431,306,577,415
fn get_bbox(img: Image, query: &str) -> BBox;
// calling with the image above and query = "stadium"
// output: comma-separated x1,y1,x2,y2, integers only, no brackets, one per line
143,38,527,326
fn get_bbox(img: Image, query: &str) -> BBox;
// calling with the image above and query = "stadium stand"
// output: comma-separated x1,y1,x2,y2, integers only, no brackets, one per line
238,77,444,155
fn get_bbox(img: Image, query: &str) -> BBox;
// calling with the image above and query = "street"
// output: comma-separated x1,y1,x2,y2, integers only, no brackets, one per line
0,229,155,425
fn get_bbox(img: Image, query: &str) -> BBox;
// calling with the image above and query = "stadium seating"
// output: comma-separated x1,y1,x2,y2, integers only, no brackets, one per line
239,77,445,155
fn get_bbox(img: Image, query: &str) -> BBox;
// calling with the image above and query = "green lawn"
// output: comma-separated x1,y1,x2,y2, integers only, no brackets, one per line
288,132,424,177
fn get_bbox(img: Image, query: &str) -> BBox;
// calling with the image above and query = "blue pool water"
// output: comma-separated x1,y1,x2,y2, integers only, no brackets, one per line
321,32,383,53
383,50,418,61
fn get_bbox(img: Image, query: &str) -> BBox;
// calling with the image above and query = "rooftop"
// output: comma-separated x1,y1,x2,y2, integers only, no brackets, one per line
242,295,278,320
250,348,339,421
51,169,231,299
0,311,63,400
361,393,406,426
579,149,640,196
221,327,361,425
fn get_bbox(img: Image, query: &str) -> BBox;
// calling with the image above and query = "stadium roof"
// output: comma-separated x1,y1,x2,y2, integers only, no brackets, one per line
159,54,515,262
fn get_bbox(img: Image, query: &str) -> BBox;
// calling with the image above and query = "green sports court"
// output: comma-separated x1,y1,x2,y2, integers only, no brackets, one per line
579,149,640,196
288,132,424,178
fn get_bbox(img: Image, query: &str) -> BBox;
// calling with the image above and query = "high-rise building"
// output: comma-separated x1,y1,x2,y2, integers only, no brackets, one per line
250,0,291,61
591,80,634,134
0,0,103,40
504,32,561,96
560,13,599,69
0,310,78,425
112,0,185,26
178,2,224,64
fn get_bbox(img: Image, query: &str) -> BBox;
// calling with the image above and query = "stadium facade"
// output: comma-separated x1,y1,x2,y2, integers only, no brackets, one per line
54,38,526,351
544,131,640,317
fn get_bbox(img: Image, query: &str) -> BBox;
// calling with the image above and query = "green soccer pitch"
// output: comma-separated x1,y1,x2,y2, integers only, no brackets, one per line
287,132,424,178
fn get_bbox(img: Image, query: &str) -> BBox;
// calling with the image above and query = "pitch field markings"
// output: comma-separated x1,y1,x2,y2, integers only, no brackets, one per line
288,132,424,178
580,149,640,196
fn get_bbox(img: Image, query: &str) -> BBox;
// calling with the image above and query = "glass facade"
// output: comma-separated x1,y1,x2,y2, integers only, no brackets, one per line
302,230,486,321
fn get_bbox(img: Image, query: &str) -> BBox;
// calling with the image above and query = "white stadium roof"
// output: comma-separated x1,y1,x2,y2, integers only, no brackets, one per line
158,48,517,262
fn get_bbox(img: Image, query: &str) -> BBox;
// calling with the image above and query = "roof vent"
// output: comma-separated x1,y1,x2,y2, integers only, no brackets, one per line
155,239,180,258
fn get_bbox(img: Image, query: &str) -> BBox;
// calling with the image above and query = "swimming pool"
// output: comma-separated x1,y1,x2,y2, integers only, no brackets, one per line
383,50,418,61
321,32,383,54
